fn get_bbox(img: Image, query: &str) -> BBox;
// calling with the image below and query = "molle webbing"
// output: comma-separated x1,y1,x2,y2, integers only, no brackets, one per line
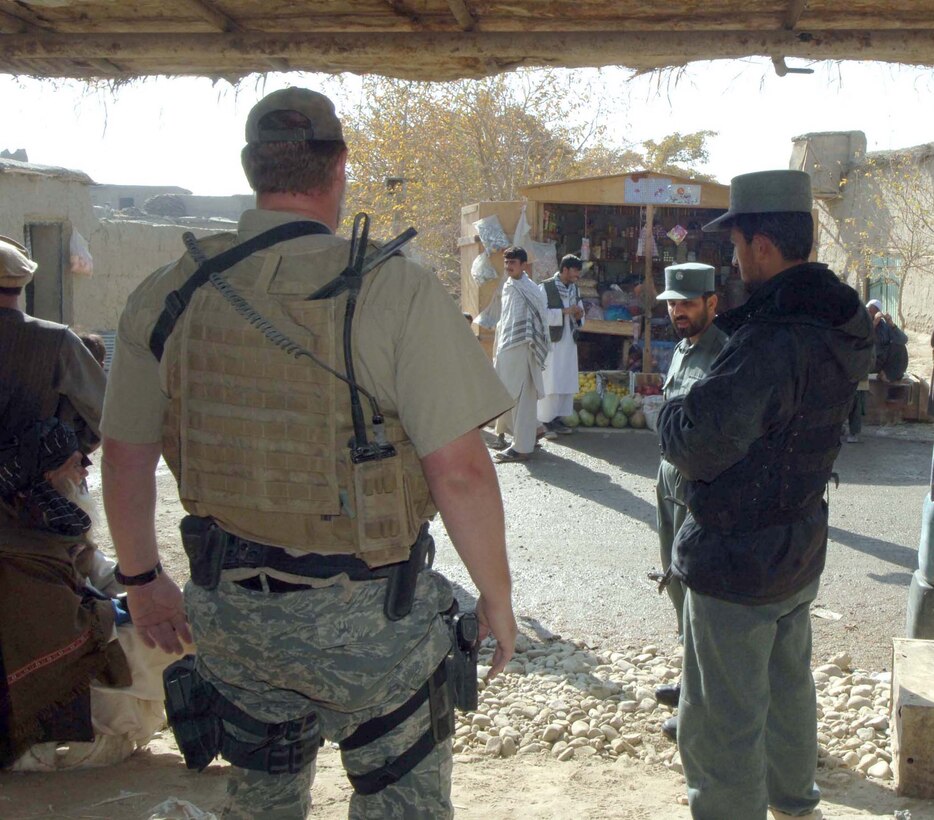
161,242,433,566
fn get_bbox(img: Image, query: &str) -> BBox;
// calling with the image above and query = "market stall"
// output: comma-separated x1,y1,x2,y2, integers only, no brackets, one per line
459,173,738,430
518,172,735,375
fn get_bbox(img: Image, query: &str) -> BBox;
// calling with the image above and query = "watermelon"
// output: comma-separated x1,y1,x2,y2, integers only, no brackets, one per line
581,390,602,414
629,410,647,429
561,411,580,428
578,409,596,427
619,396,636,417
595,412,610,427
611,411,629,428
601,392,620,418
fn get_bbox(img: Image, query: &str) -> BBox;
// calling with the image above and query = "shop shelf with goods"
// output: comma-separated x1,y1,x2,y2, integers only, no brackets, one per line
459,173,742,373
519,171,737,374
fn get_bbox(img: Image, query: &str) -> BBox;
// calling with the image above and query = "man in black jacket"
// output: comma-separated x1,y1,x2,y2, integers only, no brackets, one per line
657,170,873,820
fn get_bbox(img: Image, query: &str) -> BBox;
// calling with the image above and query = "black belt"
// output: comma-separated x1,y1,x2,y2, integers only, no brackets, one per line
222,535,401,584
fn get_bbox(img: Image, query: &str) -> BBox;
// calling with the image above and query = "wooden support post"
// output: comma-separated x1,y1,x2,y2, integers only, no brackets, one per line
892,638,934,797
642,203,654,374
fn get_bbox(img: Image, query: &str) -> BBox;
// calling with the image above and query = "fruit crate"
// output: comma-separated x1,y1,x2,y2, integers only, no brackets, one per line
629,372,664,395
597,370,630,398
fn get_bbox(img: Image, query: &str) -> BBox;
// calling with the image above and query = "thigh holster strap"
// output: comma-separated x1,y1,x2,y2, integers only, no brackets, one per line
216,698,321,775
340,662,453,795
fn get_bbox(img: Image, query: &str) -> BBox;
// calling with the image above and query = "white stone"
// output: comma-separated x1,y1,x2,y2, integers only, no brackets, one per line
856,753,879,773
501,736,517,757
484,736,503,757
828,651,852,670
542,724,564,743
867,760,892,780
570,720,591,738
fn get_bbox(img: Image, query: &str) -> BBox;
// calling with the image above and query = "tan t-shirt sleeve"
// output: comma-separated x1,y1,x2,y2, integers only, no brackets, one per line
388,263,514,457
100,265,176,444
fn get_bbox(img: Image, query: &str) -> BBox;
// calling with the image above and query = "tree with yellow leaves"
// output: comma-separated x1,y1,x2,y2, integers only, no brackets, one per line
341,72,717,295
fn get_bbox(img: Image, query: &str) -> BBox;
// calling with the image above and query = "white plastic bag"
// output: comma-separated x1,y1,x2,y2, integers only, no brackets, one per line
513,204,531,247
471,251,498,286
475,277,504,328
473,215,510,252
69,228,93,276
526,239,558,282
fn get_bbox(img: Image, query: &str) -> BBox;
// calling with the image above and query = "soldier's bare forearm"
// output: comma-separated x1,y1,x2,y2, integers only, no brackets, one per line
102,437,163,574
421,429,512,602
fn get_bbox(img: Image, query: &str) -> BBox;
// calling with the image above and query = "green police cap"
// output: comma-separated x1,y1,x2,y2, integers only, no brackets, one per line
656,263,716,301
703,170,812,231
245,88,344,144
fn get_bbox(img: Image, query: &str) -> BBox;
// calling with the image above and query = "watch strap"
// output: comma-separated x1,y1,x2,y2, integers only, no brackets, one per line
114,561,163,587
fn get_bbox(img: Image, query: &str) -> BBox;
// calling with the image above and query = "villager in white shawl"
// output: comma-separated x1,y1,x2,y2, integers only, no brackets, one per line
538,255,584,429
492,247,549,461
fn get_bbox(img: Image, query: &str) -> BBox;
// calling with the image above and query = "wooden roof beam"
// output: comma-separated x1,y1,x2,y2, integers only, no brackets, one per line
447,0,477,31
384,1,421,24
184,0,244,33
0,1,50,33
3,30,934,80
784,0,808,30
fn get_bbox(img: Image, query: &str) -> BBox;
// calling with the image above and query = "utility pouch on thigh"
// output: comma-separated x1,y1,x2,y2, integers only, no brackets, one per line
427,661,456,743
163,654,221,771
180,514,226,590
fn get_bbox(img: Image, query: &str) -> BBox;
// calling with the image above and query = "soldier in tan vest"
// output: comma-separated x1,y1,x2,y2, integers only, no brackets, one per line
100,88,517,819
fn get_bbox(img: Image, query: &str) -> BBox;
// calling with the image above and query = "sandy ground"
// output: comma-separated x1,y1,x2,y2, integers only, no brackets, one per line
2,428,933,819
1,732,932,820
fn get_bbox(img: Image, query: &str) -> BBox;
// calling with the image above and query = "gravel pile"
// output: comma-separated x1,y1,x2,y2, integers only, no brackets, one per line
455,637,893,784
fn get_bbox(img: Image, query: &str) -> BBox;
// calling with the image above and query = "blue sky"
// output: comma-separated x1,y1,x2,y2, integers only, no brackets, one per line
2,59,931,195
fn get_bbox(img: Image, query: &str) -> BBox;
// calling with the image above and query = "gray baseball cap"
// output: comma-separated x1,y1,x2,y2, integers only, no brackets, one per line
657,263,716,301
245,88,344,144
703,170,812,232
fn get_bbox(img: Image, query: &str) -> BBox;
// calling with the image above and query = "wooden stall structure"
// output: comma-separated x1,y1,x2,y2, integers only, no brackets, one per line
460,173,733,374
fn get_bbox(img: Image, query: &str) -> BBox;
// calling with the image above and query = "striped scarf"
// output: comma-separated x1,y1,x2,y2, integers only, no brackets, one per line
498,274,549,369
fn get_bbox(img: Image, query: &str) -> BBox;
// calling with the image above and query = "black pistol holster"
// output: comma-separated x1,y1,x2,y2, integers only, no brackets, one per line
445,603,480,712
163,655,321,774
180,515,226,590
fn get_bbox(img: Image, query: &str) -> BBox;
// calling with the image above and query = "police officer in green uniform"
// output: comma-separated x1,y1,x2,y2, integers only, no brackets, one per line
652,264,727,731
100,88,517,820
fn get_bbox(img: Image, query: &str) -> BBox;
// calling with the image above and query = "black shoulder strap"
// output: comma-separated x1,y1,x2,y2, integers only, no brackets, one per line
148,220,331,361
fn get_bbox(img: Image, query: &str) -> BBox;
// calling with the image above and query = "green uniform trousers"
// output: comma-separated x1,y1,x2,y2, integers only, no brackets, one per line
680,578,822,820
655,458,686,635
185,568,455,820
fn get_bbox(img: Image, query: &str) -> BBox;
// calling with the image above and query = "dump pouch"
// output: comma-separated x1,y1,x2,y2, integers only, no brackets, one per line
383,522,434,621
163,655,221,771
180,514,225,590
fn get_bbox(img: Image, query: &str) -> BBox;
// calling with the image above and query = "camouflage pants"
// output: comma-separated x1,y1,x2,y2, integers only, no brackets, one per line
184,569,455,820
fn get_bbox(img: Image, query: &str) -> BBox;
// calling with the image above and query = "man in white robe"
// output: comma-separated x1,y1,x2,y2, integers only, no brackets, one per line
538,255,584,434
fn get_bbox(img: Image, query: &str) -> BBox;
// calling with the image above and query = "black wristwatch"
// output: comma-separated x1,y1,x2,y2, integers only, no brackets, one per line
114,561,163,587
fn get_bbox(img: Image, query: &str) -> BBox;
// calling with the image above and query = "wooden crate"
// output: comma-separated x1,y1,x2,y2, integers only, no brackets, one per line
892,637,934,797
